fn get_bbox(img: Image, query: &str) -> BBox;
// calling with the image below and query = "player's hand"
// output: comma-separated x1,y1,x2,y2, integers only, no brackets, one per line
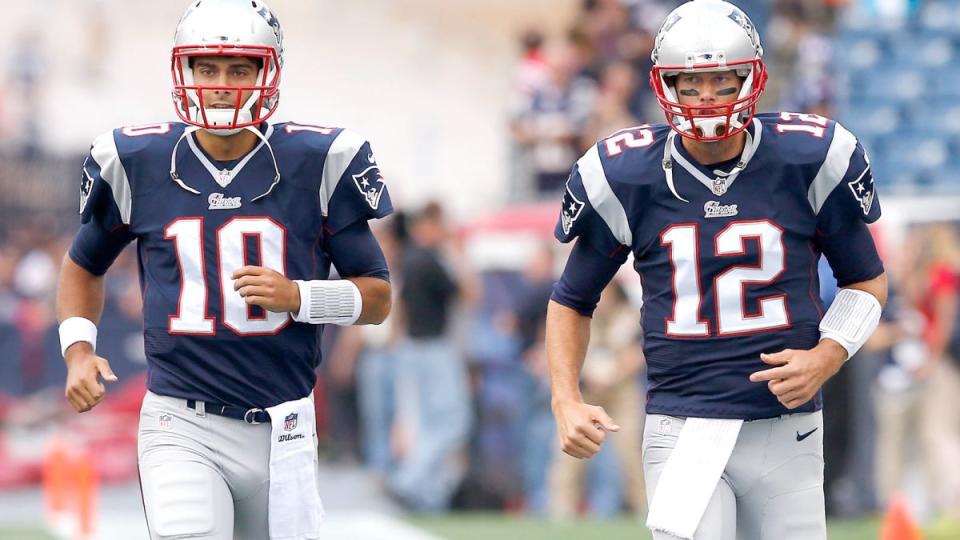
551,398,621,459
749,341,847,409
232,266,300,314
64,343,118,413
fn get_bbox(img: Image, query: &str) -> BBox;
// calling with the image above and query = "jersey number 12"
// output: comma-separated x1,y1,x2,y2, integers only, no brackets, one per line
661,219,789,337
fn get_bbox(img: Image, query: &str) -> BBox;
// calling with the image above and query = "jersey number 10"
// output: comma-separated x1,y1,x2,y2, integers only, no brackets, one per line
164,217,290,336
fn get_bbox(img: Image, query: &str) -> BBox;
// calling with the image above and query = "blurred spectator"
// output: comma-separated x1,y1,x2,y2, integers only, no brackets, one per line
511,40,598,196
512,244,560,513
912,224,960,519
327,219,404,475
872,287,929,510
515,30,550,98
776,14,835,116
547,281,646,520
514,243,557,354
568,0,633,80
389,202,474,512
583,60,642,146
6,28,47,159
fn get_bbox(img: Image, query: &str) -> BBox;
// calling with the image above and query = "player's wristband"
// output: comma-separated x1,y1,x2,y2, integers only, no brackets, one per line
818,288,882,361
292,279,362,326
58,317,98,357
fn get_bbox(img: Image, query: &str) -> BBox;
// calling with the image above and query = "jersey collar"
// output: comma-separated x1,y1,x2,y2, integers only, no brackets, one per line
170,122,282,201
662,117,763,200
185,123,275,188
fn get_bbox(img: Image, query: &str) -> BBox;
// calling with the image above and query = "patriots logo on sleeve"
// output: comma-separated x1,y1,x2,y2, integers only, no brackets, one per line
352,165,386,210
79,157,95,214
846,166,875,216
560,185,585,235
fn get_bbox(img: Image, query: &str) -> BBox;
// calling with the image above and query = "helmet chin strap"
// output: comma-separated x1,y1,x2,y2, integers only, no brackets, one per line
661,118,759,203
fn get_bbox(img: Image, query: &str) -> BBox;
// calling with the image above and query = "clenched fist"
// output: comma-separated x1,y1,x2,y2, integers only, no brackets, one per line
232,265,301,314
64,342,118,413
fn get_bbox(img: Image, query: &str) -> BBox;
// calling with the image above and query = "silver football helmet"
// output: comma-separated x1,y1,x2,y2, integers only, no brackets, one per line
650,0,767,141
171,0,284,135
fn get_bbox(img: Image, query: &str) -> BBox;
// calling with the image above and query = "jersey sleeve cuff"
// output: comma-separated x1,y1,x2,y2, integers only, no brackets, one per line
549,290,596,318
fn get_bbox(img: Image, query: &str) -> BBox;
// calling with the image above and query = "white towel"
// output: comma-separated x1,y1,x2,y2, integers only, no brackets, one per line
646,418,743,539
267,397,324,540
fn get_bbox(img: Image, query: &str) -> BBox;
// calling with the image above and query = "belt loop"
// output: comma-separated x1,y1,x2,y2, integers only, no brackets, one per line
194,400,206,417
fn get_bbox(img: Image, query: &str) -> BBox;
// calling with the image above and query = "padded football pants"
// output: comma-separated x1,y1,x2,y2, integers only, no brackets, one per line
138,391,272,540
643,411,826,540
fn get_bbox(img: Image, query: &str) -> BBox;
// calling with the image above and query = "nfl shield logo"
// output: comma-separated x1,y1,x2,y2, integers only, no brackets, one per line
158,414,172,430
284,413,298,432
712,178,728,196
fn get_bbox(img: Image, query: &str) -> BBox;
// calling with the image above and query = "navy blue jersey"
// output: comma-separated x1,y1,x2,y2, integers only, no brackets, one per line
71,121,392,408
552,112,883,420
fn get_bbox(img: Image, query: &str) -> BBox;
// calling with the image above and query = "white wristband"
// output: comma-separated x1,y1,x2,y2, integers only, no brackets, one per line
59,317,98,357
293,279,362,326
819,288,882,361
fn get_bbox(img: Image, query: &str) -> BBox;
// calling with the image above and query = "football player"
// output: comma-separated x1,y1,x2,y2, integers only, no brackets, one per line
56,1,392,538
545,1,887,538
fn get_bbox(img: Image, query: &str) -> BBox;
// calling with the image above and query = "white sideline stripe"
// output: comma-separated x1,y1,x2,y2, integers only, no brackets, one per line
46,511,445,540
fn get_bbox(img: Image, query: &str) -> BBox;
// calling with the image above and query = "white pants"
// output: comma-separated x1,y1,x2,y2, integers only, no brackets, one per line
138,391,274,540
643,411,826,540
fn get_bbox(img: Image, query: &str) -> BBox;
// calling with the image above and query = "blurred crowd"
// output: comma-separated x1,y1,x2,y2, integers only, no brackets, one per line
1,0,959,528
509,0,840,198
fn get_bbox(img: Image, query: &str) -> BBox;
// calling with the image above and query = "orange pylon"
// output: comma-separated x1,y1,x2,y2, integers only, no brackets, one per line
74,445,98,540
42,439,69,521
880,494,923,540
42,438,98,540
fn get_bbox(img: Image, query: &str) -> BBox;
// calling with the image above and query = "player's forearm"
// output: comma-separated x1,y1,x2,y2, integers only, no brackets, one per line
56,254,106,324
348,276,391,325
844,271,888,307
546,300,591,406
819,271,889,362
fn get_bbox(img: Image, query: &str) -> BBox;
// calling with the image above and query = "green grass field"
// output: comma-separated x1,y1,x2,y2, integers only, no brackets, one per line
7,515,958,540
0,520,887,540
410,515,883,540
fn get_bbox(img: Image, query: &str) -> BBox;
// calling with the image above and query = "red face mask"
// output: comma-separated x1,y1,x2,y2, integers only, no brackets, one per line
650,58,767,142
171,44,281,130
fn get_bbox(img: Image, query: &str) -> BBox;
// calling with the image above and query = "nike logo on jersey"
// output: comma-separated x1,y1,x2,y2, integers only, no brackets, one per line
796,428,818,441
703,201,738,218
367,153,376,164
208,193,242,210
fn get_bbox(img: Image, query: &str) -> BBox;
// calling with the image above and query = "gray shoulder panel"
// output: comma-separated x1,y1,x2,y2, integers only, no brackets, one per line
319,129,366,216
577,145,632,246
807,123,857,215
89,130,133,224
